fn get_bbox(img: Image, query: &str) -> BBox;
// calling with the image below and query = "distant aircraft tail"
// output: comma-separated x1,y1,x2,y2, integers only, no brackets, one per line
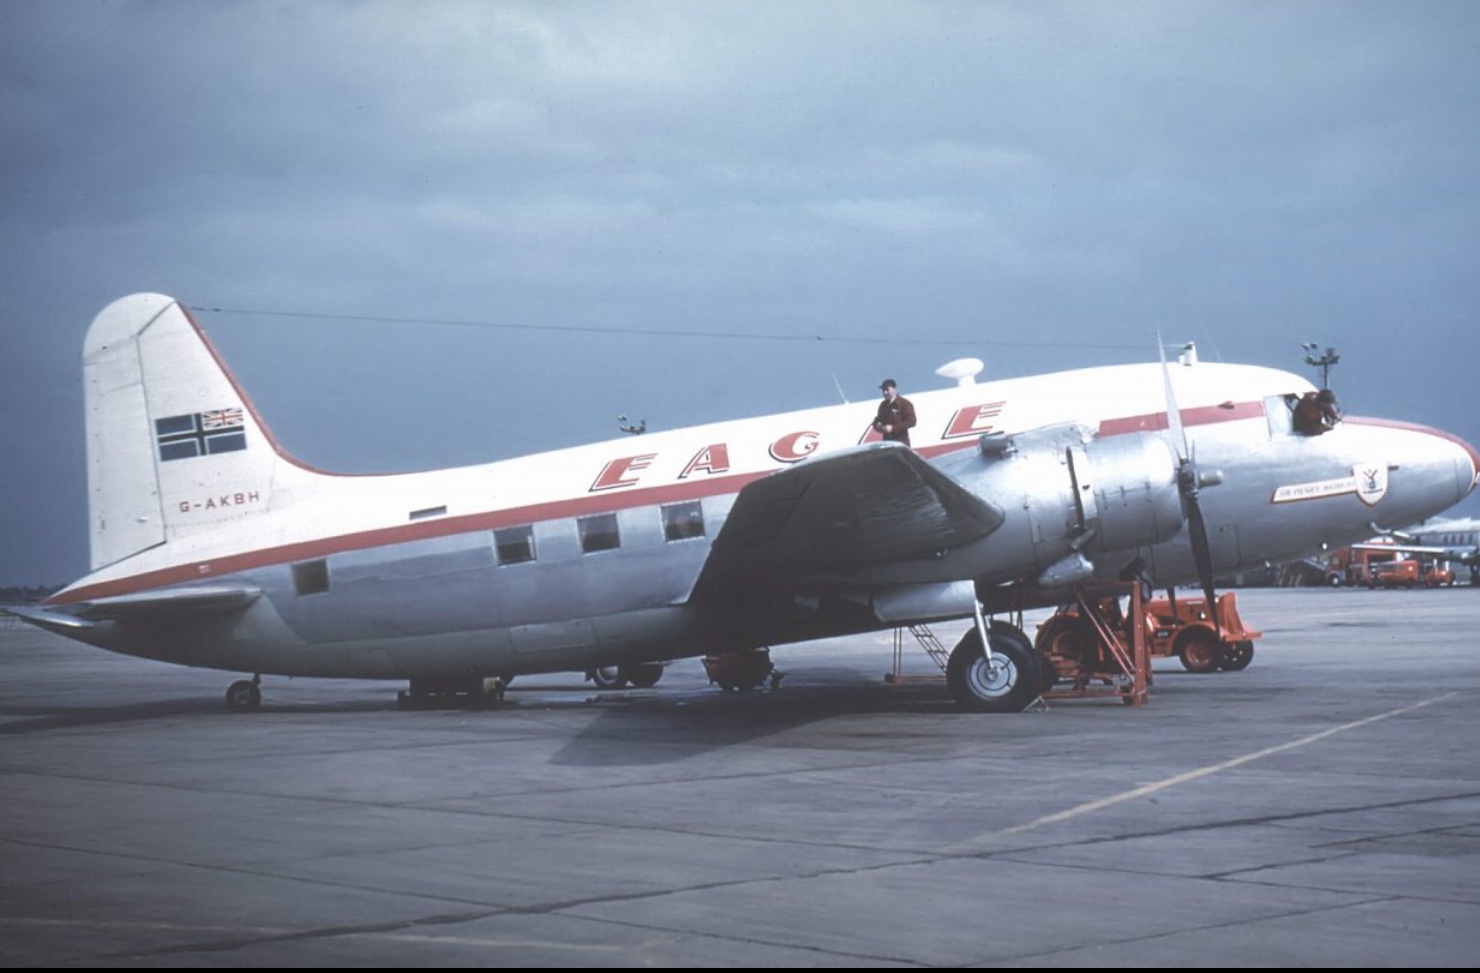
83,294,314,570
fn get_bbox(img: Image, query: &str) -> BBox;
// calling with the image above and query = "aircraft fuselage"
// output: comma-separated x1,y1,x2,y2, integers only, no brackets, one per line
41,302,1477,684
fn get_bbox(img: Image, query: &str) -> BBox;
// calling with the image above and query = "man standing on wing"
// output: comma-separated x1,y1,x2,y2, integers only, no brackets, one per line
874,378,917,446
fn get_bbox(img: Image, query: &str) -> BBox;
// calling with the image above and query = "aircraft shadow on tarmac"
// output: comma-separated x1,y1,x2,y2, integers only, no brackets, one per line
543,667,974,768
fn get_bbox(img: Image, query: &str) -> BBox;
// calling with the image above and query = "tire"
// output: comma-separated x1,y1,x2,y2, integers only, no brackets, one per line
1177,628,1222,673
946,622,1042,713
1035,614,1095,690
1219,641,1254,671
622,662,664,689
588,665,627,690
225,679,261,713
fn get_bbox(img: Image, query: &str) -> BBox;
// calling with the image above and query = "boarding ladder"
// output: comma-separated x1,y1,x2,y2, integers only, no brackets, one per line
888,624,951,682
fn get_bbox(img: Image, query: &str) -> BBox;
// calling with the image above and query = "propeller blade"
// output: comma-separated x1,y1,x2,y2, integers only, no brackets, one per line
1160,333,1220,639
1184,493,1221,637
1157,332,1189,463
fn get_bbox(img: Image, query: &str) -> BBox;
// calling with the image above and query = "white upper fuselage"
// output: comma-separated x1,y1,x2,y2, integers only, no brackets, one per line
56,359,1303,604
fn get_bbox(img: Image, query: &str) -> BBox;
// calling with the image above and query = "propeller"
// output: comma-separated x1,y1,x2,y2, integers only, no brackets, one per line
1159,336,1221,633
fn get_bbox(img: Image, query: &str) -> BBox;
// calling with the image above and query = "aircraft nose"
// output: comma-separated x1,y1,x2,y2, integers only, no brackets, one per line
1427,426,1480,504
1350,419,1480,518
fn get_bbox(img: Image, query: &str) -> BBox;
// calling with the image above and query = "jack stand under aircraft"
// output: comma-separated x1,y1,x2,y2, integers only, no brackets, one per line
1036,587,1261,686
1036,583,1152,706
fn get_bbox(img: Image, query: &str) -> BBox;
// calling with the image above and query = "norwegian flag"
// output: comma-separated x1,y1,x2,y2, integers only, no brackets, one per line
155,408,249,462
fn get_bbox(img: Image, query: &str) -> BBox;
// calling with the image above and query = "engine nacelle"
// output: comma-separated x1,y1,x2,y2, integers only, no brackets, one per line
953,425,1184,580
1072,431,1185,555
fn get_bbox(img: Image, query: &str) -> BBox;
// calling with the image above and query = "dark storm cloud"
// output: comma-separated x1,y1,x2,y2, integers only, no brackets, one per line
3,1,1479,584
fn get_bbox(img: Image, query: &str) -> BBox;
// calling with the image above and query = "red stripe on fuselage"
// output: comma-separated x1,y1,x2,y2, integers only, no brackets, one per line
46,399,1268,606
1097,400,1265,437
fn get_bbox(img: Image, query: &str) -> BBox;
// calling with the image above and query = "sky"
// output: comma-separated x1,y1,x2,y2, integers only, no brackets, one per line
2,0,1479,586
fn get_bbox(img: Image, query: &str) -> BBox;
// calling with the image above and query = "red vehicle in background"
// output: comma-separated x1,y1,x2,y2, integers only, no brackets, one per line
1327,540,1456,588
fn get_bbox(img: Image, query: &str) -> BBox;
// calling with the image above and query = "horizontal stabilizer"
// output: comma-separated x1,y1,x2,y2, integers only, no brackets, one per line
41,585,262,624
6,605,98,633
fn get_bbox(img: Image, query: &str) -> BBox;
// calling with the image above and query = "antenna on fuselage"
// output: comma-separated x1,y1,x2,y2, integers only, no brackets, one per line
935,357,984,387
830,373,850,404
1301,343,1340,389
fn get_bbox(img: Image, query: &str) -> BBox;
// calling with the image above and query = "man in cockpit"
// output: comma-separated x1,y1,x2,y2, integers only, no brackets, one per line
1293,388,1341,436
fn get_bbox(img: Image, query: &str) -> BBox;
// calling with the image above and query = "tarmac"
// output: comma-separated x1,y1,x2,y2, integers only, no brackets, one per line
2,587,1478,967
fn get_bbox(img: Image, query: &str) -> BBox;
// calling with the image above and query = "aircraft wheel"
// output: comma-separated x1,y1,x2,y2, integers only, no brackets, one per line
1176,628,1222,673
621,662,664,688
1219,641,1254,671
947,622,1041,713
588,665,627,690
225,679,261,713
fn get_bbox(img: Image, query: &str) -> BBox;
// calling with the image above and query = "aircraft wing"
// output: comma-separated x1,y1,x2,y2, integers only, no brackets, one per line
1350,543,1451,555
691,443,1003,598
10,585,262,633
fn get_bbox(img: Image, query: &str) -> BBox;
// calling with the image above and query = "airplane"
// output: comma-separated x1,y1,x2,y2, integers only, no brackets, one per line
1392,516,1480,578
10,293,1479,713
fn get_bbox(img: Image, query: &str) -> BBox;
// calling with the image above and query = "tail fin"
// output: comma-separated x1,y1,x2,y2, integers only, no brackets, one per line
84,294,311,569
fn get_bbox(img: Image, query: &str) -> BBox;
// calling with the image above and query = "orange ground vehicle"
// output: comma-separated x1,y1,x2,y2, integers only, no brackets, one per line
1036,590,1262,682
1368,558,1454,587
1367,559,1420,588
1425,563,1457,586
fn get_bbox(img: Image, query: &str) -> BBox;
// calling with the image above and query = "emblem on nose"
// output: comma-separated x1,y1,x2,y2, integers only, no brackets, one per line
1355,463,1388,507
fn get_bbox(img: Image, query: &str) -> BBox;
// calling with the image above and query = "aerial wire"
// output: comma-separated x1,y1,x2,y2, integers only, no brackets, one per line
192,304,1145,352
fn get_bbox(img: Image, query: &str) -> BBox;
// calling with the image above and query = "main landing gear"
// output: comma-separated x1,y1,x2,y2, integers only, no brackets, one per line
945,622,1042,713
702,648,784,693
586,662,667,690
225,675,262,713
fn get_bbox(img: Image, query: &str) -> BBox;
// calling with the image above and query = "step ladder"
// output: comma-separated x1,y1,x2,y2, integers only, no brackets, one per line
888,623,951,682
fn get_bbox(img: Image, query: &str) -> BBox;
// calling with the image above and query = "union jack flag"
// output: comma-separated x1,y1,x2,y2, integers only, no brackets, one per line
201,408,244,430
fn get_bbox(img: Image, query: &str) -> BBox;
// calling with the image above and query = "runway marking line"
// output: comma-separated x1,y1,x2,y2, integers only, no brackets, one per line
956,691,1458,848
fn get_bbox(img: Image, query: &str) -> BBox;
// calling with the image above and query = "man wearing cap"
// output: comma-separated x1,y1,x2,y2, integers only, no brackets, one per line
874,379,917,446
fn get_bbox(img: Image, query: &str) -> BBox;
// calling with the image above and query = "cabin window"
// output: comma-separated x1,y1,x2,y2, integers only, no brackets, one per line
292,559,330,596
578,513,621,553
661,501,705,541
494,525,536,565
409,505,447,521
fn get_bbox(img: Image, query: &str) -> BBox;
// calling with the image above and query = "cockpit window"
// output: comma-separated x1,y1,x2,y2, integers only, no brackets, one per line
1265,395,1295,437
